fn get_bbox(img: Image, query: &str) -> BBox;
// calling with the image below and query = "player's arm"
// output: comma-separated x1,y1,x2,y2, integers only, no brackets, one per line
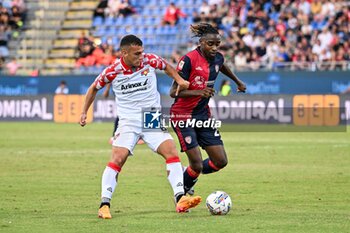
80,64,116,126
170,81,215,98
220,63,246,93
164,63,190,93
80,83,99,127
169,55,214,98
147,53,189,93
102,83,111,98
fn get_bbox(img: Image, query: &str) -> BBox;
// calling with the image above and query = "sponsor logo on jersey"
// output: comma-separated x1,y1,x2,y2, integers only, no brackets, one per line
116,77,129,83
121,79,148,90
195,66,203,71
178,60,185,70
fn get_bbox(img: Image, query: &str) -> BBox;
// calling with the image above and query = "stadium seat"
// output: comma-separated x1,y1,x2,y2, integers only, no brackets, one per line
92,16,103,27
105,17,115,26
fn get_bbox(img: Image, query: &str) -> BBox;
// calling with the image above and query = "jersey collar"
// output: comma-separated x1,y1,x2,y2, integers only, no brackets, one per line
120,57,145,74
120,57,131,71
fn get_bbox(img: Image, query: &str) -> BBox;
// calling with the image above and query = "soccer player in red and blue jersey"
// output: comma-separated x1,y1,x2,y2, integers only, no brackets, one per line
170,23,246,195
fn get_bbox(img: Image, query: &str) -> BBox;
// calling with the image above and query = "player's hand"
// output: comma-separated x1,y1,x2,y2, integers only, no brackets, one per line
198,87,215,98
79,113,87,127
237,81,246,93
175,80,190,96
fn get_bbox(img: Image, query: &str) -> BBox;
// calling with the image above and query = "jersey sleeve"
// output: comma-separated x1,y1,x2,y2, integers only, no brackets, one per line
176,55,191,80
145,53,167,70
94,63,119,89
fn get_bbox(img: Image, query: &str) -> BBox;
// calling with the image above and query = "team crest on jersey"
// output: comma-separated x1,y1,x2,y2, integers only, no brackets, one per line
185,136,192,144
192,76,206,88
215,65,219,73
178,60,185,70
141,68,150,76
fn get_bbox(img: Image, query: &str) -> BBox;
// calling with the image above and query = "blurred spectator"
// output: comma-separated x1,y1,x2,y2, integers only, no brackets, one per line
11,0,26,13
311,0,322,15
219,80,231,96
93,0,108,19
118,0,135,18
106,0,121,17
161,2,186,26
55,81,69,95
0,24,10,58
199,1,210,15
234,51,247,71
105,0,134,18
5,58,21,75
318,27,333,49
0,56,5,72
75,31,118,72
75,32,95,68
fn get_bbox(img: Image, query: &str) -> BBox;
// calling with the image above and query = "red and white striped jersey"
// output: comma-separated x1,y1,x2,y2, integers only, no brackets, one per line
94,53,167,127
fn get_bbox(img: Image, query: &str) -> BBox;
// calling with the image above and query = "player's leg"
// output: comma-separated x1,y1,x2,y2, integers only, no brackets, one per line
143,132,201,212
109,117,119,144
99,132,139,219
203,145,228,173
113,117,119,135
172,126,202,194
156,138,185,202
183,147,202,194
197,127,226,174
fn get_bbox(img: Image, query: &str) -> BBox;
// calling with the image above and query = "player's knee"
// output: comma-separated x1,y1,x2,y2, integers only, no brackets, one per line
158,139,178,157
111,150,128,167
214,157,228,169
110,156,124,167
191,161,203,174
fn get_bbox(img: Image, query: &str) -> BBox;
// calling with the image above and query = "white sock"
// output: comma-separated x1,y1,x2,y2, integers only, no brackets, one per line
166,161,185,196
101,166,119,201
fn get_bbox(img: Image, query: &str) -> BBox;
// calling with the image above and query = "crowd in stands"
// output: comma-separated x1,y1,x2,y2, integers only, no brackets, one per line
0,0,26,74
75,31,121,73
82,0,350,72
189,0,350,71
78,0,136,73
161,2,187,26
94,0,136,19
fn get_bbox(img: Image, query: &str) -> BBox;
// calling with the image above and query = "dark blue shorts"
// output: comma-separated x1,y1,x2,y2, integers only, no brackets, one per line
172,120,223,152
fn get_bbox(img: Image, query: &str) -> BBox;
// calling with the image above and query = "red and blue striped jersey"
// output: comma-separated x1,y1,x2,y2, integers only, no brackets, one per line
171,47,224,119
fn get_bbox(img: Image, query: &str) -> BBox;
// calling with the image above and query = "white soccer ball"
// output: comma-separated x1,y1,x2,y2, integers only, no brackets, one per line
206,191,232,215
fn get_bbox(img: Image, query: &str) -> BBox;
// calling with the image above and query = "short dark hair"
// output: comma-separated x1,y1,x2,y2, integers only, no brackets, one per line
120,34,143,48
190,23,219,38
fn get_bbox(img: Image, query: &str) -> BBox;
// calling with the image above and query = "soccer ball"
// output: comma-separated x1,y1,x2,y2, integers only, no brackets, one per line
206,191,232,215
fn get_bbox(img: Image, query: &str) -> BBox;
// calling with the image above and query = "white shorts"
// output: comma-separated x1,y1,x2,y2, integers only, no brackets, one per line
112,130,173,155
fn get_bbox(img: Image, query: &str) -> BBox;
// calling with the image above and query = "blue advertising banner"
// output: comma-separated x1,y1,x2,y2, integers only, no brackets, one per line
0,71,349,96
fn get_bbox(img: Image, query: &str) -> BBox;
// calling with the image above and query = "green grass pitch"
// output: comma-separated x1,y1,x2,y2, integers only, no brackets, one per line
0,123,349,233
